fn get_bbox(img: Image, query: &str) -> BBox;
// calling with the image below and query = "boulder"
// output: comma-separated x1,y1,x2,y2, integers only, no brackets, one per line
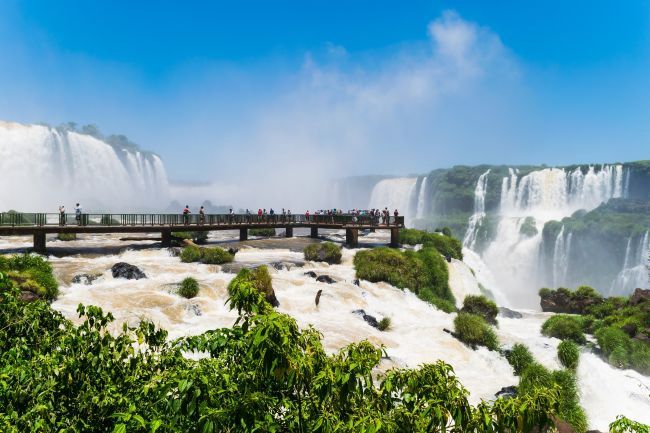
498,307,523,319
353,279,360,286
629,288,650,306
186,303,202,316
266,291,280,308
316,275,336,284
353,309,379,328
19,290,40,302
540,289,602,314
304,271,318,278
111,262,147,280
495,386,517,399
71,273,101,285
227,247,239,256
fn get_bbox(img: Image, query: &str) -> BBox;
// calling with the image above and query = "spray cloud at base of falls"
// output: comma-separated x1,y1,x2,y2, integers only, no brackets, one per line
0,121,170,211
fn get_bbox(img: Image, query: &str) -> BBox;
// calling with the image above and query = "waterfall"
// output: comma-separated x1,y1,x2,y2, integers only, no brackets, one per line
0,121,169,211
479,164,626,307
610,231,650,294
463,170,490,249
552,226,572,287
369,178,417,225
415,176,428,220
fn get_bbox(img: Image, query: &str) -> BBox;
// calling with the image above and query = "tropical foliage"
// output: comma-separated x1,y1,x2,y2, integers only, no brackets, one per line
453,312,499,351
178,277,199,298
180,245,234,264
398,228,463,260
304,242,342,264
0,254,58,300
460,295,498,325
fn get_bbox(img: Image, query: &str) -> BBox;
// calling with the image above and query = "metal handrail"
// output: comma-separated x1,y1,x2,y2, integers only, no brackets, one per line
0,212,405,228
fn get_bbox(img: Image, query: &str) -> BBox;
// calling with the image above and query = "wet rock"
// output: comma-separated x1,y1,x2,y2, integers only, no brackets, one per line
353,279,360,286
227,247,239,256
111,262,147,280
304,271,318,278
271,261,300,271
495,386,518,399
316,275,336,284
540,289,602,314
443,328,453,334
352,309,379,328
168,247,182,257
19,290,40,302
315,289,323,306
266,291,280,308
71,273,101,285
629,288,650,306
498,307,523,319
186,303,202,316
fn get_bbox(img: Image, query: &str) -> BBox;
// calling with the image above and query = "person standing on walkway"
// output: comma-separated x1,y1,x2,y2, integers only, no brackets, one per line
183,205,191,225
75,203,82,226
393,209,399,225
199,206,206,225
59,205,66,226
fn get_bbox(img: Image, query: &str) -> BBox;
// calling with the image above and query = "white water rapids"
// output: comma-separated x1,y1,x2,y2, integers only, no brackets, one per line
1,232,648,430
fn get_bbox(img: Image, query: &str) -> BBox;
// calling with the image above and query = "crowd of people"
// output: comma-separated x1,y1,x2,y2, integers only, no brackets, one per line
180,206,400,226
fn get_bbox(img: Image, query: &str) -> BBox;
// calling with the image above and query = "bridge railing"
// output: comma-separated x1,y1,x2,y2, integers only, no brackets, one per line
0,212,405,228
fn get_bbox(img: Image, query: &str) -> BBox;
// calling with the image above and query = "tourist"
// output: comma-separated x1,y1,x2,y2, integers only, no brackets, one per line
246,208,251,223
270,208,275,223
199,206,206,225
59,205,66,226
393,209,399,225
75,203,82,226
228,208,234,224
287,209,292,223
305,210,310,222
182,205,191,225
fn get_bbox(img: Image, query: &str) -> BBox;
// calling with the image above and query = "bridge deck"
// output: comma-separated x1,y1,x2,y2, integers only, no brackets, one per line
0,213,404,252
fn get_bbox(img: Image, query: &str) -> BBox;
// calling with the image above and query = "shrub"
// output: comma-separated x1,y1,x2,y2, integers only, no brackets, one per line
304,242,342,264
173,231,209,244
461,295,498,325
354,246,455,311
249,228,276,237
180,245,233,264
506,343,535,376
595,326,650,374
557,340,580,370
227,266,278,307
0,254,58,300
609,346,629,369
57,233,77,241
398,228,463,260
453,312,499,351
519,216,538,237
541,315,586,344
377,317,391,331
178,277,199,298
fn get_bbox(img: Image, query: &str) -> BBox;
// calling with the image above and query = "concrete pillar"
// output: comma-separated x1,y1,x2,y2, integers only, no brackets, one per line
390,228,399,248
33,232,46,254
285,227,293,238
161,230,172,247
310,227,318,238
346,228,358,248
240,228,248,241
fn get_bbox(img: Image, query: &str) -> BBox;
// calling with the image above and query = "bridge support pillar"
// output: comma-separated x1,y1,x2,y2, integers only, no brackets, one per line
33,232,46,254
285,227,293,238
390,228,399,248
240,228,248,241
310,227,318,238
346,228,358,248
161,230,172,248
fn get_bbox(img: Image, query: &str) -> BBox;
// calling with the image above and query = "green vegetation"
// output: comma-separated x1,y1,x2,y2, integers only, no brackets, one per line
180,245,234,264
304,242,342,264
56,232,77,241
460,295,498,325
595,327,650,374
377,317,391,331
398,228,463,260
354,246,455,312
227,266,277,307
453,312,499,351
557,340,580,370
539,285,650,375
249,228,276,237
541,315,587,344
0,254,58,300
506,343,535,376
519,216,538,237
0,268,579,433
178,277,200,299
172,231,209,244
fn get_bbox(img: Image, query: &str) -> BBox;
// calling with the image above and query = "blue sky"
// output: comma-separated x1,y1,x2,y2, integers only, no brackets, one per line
1,0,649,183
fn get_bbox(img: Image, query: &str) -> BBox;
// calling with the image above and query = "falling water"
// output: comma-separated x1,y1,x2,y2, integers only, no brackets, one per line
478,164,626,307
610,231,650,294
368,178,417,225
0,121,169,211
415,177,428,220
462,170,490,249
552,226,572,287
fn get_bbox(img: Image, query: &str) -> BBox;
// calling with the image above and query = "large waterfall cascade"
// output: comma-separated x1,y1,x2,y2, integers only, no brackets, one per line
368,177,418,225
415,176,428,220
476,164,628,307
0,121,169,211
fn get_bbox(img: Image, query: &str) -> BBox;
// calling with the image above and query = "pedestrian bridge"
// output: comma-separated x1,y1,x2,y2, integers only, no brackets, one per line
0,212,405,253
